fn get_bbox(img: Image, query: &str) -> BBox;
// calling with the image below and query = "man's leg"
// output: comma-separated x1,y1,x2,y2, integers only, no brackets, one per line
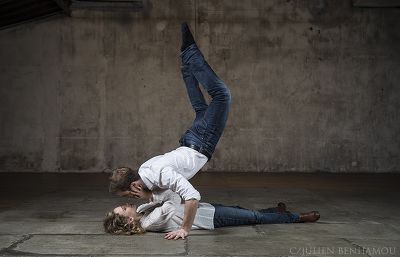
181,64,208,132
179,23,209,148
180,24,231,159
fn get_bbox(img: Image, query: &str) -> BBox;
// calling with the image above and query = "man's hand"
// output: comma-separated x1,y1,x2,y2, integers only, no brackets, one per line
164,228,188,240
130,183,152,199
116,190,135,198
163,199,198,240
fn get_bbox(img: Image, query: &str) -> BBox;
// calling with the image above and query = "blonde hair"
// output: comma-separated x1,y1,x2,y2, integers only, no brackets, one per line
103,211,145,235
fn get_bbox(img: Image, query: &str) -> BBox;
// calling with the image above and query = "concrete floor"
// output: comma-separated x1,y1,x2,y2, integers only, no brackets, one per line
0,172,399,257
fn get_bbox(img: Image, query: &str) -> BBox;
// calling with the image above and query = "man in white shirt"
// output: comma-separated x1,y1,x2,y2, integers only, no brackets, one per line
108,22,231,240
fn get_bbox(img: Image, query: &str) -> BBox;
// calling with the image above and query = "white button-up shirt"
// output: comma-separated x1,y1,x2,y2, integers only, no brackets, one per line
138,146,208,200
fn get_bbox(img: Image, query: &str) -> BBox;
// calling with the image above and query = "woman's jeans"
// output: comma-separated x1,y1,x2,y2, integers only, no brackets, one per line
212,204,301,228
179,44,231,161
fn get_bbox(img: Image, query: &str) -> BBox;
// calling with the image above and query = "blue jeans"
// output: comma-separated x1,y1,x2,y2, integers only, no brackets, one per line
211,204,301,228
179,44,231,161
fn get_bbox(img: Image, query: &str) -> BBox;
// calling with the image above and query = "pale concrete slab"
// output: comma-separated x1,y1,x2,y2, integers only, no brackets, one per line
187,236,369,257
14,235,185,255
0,221,102,234
344,238,400,257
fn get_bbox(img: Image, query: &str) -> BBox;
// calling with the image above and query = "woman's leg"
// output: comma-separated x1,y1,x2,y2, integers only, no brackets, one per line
258,207,280,213
211,204,300,228
258,202,287,213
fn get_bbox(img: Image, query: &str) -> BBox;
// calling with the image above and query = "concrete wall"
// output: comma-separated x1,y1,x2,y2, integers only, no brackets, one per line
0,0,399,172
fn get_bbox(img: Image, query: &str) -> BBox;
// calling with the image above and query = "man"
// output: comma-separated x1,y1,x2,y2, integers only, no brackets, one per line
108,22,231,240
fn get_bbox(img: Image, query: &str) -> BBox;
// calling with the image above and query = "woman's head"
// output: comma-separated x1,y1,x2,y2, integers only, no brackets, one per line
103,203,145,235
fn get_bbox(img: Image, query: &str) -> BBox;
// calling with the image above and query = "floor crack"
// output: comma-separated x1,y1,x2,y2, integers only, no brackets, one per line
341,238,372,257
0,234,33,256
7,234,33,250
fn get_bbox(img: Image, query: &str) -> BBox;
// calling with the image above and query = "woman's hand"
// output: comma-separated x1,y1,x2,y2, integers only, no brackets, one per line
164,228,188,240
130,183,152,199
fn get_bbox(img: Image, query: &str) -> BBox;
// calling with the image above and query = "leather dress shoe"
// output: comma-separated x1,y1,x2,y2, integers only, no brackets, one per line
277,202,287,213
297,211,320,223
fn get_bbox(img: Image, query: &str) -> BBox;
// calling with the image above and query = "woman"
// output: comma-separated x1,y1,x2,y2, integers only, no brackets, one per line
103,190,320,239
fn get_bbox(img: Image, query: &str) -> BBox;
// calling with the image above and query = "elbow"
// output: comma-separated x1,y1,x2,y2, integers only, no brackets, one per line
184,191,201,201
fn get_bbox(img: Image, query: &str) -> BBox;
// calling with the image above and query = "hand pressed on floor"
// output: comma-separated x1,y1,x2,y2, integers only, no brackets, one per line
164,228,188,240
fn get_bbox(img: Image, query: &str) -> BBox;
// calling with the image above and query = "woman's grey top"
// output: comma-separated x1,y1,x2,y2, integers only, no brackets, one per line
137,189,215,232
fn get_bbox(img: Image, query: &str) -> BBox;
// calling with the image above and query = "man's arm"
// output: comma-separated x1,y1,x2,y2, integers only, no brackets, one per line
164,199,198,240
159,166,201,201
159,167,201,239
139,166,201,239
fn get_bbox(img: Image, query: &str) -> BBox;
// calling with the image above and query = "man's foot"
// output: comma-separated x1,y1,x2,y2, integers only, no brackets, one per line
297,211,320,223
181,22,195,52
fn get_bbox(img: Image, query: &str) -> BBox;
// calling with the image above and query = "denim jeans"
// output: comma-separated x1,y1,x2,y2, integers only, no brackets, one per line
211,204,301,228
178,44,231,161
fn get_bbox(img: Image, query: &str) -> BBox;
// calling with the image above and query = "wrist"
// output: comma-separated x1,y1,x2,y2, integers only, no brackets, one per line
181,226,190,232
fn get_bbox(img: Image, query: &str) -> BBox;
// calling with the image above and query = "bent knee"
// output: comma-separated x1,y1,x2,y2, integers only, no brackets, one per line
209,82,232,103
220,86,232,103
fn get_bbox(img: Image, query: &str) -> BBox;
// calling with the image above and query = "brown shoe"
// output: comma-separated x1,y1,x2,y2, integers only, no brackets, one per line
297,211,320,223
277,202,287,213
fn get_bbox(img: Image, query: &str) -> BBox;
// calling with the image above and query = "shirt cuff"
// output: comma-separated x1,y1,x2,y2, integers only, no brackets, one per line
183,190,201,201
